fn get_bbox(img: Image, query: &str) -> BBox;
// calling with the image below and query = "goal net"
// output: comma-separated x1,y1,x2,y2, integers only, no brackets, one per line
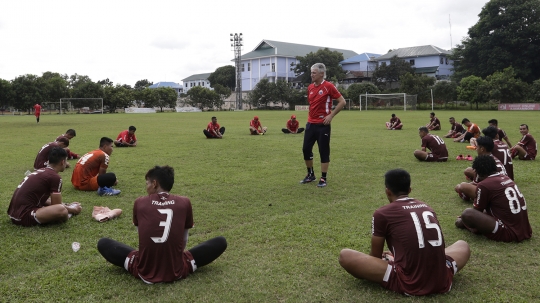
59,98,104,114
358,94,417,111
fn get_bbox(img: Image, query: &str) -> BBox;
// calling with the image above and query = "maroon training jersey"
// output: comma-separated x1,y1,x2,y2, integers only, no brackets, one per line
517,134,537,159
372,197,451,295
474,173,532,242
451,123,464,133
492,140,514,180
307,80,341,124
33,142,59,170
132,192,194,283
7,168,62,221
497,128,507,140
421,134,448,159
206,122,221,137
390,117,401,125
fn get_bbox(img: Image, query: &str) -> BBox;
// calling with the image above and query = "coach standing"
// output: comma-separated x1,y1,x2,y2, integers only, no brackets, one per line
300,63,346,188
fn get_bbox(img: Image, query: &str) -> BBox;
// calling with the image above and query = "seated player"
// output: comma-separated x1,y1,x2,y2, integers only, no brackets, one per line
249,116,267,135
114,126,137,147
510,124,536,160
426,112,441,130
8,147,82,226
488,119,512,147
414,127,448,162
97,165,227,284
71,137,121,196
482,126,514,180
456,155,532,242
34,137,70,170
57,129,79,159
282,115,305,134
453,118,480,145
385,113,403,130
203,116,225,139
454,136,507,201
444,117,465,138
338,169,470,296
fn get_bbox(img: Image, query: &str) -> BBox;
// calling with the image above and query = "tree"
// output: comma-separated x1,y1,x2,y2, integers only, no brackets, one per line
212,84,231,110
72,82,104,109
486,66,528,103
104,85,133,113
451,0,540,83
457,75,489,109
134,79,153,90
186,86,220,110
246,79,274,108
0,78,14,110
529,79,540,102
68,74,92,91
347,83,380,105
399,73,435,103
39,72,69,105
11,74,43,112
372,56,415,89
97,78,114,87
154,87,178,112
208,65,235,90
294,48,345,84
432,81,457,106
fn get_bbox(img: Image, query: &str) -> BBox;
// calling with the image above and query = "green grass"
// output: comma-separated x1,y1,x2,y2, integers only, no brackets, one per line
0,110,539,302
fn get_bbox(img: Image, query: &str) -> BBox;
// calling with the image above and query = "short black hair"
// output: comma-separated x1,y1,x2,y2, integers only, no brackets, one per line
100,137,113,147
520,124,529,130
48,147,68,165
482,126,498,139
56,136,70,147
211,116,217,120
145,165,175,191
449,117,455,120
418,126,429,133
391,113,396,117
488,119,498,126
472,155,497,177
476,136,494,152
430,112,435,116
384,169,411,196
65,129,76,136
461,118,470,124
129,126,136,131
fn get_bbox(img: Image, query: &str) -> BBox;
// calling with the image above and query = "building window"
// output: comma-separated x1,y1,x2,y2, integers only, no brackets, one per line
409,60,415,66
271,63,275,72
445,58,449,65
381,62,387,67
440,57,444,64
241,64,245,72
248,63,251,71
185,83,188,87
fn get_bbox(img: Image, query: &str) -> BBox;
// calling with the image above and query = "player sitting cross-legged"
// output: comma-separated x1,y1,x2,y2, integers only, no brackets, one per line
97,165,227,284
339,169,470,296
456,155,532,242
413,127,448,162
8,147,82,226
282,115,305,134
56,129,79,159
249,116,267,135
203,116,225,139
385,113,403,130
114,126,137,147
482,126,514,180
34,137,70,170
510,124,537,160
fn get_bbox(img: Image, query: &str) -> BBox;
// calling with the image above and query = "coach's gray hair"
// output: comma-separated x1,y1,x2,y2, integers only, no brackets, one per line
311,63,326,79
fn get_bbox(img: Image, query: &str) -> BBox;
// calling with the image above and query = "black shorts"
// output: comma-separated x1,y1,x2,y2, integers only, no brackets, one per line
302,123,331,163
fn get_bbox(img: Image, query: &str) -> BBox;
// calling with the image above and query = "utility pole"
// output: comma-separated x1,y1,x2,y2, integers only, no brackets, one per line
230,33,243,110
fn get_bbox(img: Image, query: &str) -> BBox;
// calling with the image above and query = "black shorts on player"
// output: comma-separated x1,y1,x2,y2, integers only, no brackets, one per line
302,123,331,163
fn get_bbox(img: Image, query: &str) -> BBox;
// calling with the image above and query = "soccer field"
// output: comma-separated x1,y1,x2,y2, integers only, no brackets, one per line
1,110,539,302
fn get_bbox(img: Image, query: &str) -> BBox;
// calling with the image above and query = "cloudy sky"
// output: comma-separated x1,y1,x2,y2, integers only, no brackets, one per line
0,0,488,86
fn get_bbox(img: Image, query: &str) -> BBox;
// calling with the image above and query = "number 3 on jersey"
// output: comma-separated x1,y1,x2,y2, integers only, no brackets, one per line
151,209,173,243
410,211,442,248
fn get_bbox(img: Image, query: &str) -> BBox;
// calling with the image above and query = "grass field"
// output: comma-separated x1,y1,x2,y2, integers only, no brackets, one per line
0,110,539,302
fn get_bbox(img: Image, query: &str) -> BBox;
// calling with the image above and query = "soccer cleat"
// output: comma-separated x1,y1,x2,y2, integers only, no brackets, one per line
97,186,121,196
317,178,327,187
456,154,464,160
300,174,316,184
466,155,473,161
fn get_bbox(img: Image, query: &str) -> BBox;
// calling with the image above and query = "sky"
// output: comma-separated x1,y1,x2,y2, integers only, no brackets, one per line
0,0,489,87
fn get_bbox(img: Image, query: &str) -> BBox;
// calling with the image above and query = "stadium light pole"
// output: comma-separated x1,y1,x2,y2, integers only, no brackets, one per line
230,33,243,110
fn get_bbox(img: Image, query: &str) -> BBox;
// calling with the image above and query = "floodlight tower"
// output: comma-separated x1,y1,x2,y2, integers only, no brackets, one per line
230,33,243,110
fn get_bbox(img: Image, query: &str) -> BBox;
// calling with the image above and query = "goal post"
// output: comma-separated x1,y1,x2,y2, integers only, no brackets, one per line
359,93,417,111
59,98,104,114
